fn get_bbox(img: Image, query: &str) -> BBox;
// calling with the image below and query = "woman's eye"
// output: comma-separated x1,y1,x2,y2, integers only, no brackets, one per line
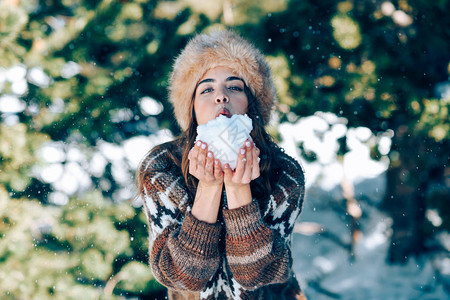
229,86,243,92
200,88,213,94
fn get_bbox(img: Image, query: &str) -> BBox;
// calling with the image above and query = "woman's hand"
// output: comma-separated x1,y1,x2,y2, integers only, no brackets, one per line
188,140,224,187
223,138,260,188
223,138,260,209
189,140,224,223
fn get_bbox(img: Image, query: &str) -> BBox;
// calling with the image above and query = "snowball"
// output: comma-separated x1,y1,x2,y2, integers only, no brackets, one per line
195,114,253,170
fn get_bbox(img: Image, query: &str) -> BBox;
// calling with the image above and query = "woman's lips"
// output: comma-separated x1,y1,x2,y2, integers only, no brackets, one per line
216,108,231,118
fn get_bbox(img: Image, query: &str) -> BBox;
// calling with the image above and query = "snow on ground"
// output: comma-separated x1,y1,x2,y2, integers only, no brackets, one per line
292,184,449,299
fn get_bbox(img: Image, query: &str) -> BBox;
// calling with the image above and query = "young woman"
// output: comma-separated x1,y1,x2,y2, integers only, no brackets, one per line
137,30,307,300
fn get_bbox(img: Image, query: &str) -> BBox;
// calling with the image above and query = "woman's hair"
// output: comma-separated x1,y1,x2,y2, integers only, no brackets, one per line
137,85,281,202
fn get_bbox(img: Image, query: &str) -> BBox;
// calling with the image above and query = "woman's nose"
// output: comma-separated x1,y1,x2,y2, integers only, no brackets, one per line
215,91,229,103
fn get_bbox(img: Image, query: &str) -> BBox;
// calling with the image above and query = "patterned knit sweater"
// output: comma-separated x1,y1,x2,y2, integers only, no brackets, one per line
139,139,306,300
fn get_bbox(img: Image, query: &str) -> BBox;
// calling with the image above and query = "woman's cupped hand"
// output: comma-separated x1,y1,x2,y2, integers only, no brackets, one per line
188,140,224,187
223,138,260,188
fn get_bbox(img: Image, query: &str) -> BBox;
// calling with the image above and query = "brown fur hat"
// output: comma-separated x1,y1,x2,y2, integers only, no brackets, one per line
168,30,277,131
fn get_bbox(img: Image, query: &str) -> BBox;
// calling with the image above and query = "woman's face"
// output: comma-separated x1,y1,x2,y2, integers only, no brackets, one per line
193,66,248,125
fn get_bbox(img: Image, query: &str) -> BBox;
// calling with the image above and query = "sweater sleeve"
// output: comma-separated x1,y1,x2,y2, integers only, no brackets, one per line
140,149,222,291
222,154,305,290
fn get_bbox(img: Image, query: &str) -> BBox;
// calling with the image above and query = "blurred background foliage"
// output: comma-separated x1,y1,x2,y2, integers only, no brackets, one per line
0,0,448,298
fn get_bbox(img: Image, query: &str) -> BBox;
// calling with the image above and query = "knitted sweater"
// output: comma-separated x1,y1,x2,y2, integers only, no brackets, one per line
139,139,306,299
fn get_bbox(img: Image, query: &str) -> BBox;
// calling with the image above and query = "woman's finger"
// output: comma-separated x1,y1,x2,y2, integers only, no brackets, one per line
234,147,246,181
205,151,214,180
197,142,207,176
223,163,232,181
214,159,223,180
188,141,201,174
251,144,260,180
242,140,253,183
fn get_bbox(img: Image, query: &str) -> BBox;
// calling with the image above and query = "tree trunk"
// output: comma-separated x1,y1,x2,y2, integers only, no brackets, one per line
384,126,426,263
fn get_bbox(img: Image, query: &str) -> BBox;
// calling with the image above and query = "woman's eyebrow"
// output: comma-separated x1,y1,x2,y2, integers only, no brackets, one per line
197,78,214,86
226,76,244,82
197,76,244,87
